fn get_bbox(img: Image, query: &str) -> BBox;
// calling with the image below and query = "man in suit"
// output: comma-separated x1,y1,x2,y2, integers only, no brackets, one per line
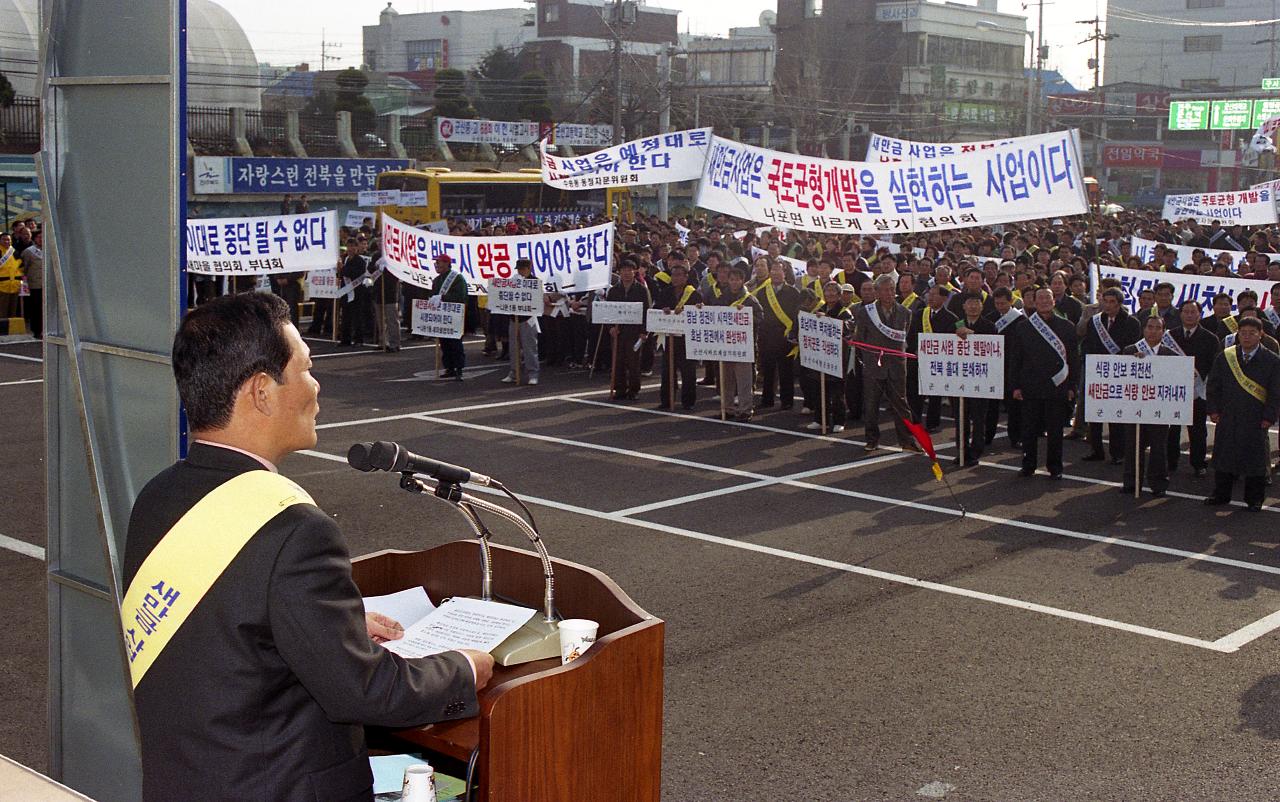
124,292,493,802
853,274,916,453
1119,316,1179,497
605,256,652,400
430,253,469,379
756,259,802,410
907,284,958,431
1204,316,1280,510
1166,299,1220,477
655,262,702,409
1080,288,1141,464
953,292,997,466
1010,287,1079,478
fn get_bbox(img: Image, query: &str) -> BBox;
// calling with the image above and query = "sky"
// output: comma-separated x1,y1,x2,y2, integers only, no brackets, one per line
214,0,1100,91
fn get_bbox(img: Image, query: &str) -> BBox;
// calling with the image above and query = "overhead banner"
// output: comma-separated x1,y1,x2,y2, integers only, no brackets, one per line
695,131,1088,235
436,117,612,147
798,312,845,378
1162,188,1278,225
1093,263,1276,314
917,334,1005,399
1084,355,1195,424
865,132,1015,163
193,156,409,194
380,212,614,293
186,210,338,275
540,128,711,189
1128,236,1277,271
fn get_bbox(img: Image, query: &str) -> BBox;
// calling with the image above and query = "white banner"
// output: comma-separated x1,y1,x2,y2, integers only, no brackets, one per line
358,189,401,206
486,277,543,316
1084,354,1195,424
400,190,428,206
305,268,348,300
798,311,845,378
866,132,1015,163
1127,236,1276,272
412,298,466,339
1162,188,1278,225
647,308,687,336
750,246,806,278
591,300,644,325
186,210,338,275
380,212,613,293
540,128,711,190
695,131,1088,235
345,209,377,228
435,117,613,147
917,334,1006,399
684,306,755,362
1094,263,1276,314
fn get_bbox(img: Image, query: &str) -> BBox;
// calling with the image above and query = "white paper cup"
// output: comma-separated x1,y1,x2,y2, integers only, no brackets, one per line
402,764,437,802
558,618,599,665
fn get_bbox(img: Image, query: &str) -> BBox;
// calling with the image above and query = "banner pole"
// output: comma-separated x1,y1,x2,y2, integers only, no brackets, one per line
610,329,619,399
1134,426,1142,500
331,298,338,344
589,326,605,378
379,276,386,349
719,362,727,421
515,319,523,386
668,335,676,408
958,396,966,466
820,374,827,435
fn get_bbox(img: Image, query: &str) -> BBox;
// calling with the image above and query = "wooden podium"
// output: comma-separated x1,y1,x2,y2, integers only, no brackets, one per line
351,541,664,802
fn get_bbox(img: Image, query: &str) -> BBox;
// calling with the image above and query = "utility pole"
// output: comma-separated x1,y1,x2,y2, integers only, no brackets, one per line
320,28,342,69
1078,17,1117,210
657,47,672,219
608,0,635,145
1034,0,1046,134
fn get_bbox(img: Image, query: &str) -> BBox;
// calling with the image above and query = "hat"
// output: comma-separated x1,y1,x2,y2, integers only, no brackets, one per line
839,283,856,292
506,223,520,234
434,253,452,264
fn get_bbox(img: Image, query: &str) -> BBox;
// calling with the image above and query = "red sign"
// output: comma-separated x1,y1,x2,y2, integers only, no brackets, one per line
1135,92,1169,113
1103,145,1163,167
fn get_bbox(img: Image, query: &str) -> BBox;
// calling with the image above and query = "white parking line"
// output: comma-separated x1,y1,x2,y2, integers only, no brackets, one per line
0,533,45,561
295,446,1235,653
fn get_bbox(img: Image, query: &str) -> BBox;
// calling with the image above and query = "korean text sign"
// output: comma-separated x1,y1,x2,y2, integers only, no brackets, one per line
435,116,613,147
591,301,644,325
186,211,337,275
486,277,543,316
305,269,347,300
647,308,688,336
540,128,711,190
1084,355,1195,424
1162,189,1278,226
380,212,614,292
798,311,845,378
412,299,466,339
865,132,1016,162
1093,263,1275,315
696,130,1088,235
1128,236,1276,272
193,156,410,194
684,306,755,362
917,334,1005,399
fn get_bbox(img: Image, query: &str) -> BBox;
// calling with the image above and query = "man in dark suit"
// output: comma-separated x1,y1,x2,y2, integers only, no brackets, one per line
1080,288,1141,464
1010,287,1079,478
124,293,493,802
1166,299,1221,477
605,256,652,400
853,274,916,452
1204,316,1280,510
430,253,469,379
907,284,958,430
757,259,802,410
953,292,997,466
1119,316,1179,497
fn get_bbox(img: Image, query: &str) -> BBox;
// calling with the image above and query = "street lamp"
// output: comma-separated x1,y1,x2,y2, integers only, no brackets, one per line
977,19,1035,136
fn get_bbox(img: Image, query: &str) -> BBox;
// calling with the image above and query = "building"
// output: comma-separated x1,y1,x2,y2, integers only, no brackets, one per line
1103,0,1279,91
685,15,776,98
362,3,536,76
773,0,1028,149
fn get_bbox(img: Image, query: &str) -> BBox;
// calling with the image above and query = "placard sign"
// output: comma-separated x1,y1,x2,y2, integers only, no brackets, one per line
1162,189,1279,226
186,210,338,275
647,308,688,336
591,301,644,325
305,268,349,301
684,306,755,362
1093,263,1275,314
917,334,1005,398
486,277,543,316
540,128,711,189
1084,354,1195,423
798,311,844,378
412,298,466,339
358,189,401,206
345,210,376,228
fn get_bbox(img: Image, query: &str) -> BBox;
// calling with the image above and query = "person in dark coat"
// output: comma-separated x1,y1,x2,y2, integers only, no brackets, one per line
853,274,916,452
1010,287,1079,478
1204,317,1280,510
952,292,997,466
1080,288,1141,464
123,293,491,802
429,253,469,378
1118,316,1179,497
655,262,702,409
757,259,803,409
985,287,1025,448
605,256,652,400
907,284,959,430
1165,299,1221,477
339,237,373,346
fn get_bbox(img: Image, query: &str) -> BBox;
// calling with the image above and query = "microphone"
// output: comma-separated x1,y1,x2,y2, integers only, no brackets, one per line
346,442,376,472
366,440,495,487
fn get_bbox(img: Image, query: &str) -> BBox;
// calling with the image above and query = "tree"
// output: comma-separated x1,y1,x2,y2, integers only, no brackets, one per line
472,47,522,120
517,72,554,122
433,68,476,119
333,68,376,135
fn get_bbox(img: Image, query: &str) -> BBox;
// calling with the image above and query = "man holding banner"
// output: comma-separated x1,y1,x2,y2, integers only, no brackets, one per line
1119,316,1180,497
1205,317,1280,511
1166,300,1220,477
1080,289,1141,465
1010,287,1079,479
853,275,915,453
757,260,802,411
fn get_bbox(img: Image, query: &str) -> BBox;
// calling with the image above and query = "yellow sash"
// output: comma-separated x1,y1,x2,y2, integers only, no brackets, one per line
1224,346,1267,403
706,274,722,299
763,282,794,335
120,470,315,689
842,300,861,316
1224,315,1239,333
654,271,671,285
675,284,695,311
922,307,933,334
902,292,918,309
730,290,749,308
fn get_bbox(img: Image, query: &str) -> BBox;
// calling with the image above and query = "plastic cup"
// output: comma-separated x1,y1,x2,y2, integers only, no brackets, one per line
558,618,599,665
401,764,437,802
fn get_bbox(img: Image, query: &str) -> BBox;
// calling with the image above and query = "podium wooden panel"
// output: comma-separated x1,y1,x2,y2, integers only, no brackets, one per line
351,541,664,802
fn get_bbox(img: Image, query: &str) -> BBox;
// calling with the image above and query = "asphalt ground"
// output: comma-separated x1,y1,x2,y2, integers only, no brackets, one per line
5,332,1280,800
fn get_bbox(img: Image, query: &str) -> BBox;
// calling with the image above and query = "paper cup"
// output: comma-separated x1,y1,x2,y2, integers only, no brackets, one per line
402,764,437,802
558,618,599,665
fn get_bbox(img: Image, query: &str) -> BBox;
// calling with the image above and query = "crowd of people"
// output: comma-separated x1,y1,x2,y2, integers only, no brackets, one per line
191,206,1280,510
0,220,44,338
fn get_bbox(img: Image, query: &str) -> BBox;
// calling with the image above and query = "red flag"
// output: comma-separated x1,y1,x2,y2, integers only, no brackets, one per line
900,417,938,461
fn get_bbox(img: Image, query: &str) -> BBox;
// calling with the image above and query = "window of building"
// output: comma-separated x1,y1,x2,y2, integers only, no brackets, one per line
406,39,444,70
805,0,823,18
1181,77,1220,89
543,2,559,22
983,80,994,97
1186,0,1225,8
1184,34,1223,52
365,51,377,71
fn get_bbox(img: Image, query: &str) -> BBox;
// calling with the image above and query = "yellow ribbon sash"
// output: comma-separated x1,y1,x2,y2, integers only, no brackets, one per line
120,470,315,689
922,307,933,334
1224,345,1267,403
675,284,695,312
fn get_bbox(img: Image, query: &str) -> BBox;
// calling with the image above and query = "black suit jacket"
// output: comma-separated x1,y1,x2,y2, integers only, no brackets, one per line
1081,309,1142,357
1169,325,1221,380
1009,313,1079,399
123,443,477,802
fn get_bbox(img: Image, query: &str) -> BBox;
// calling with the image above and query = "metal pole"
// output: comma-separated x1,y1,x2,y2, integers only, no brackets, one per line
657,48,671,220
719,362,727,421
820,374,827,435
694,93,701,128
1024,34,1034,137
611,0,624,146
667,335,676,408
1034,0,1045,134
958,396,966,466
2,182,8,232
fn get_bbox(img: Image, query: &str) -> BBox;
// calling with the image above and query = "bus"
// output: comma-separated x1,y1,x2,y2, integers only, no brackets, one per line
373,167,633,229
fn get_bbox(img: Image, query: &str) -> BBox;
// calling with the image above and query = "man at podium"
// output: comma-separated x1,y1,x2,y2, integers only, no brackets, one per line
121,292,494,802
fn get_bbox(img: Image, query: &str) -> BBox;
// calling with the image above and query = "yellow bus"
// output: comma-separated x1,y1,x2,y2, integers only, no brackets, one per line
373,167,633,228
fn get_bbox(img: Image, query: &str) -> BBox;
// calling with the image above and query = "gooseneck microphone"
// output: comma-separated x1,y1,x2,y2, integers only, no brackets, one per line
350,440,495,487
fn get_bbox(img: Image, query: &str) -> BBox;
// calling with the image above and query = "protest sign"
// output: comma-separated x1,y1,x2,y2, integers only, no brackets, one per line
695,131,1088,235
380,212,614,293
1127,236,1276,272
305,268,349,301
866,132,1016,162
345,210,376,228
412,299,466,339
917,334,1005,399
358,189,401,206
540,128,711,189
647,308,688,336
187,210,337,275
1085,355,1195,424
436,117,613,147
684,306,755,362
400,190,428,206
486,277,543,316
591,301,644,325
1093,263,1276,314
1162,188,1278,226
798,312,844,378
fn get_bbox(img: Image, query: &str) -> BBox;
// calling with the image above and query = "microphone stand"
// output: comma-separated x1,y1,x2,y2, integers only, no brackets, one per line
398,473,561,666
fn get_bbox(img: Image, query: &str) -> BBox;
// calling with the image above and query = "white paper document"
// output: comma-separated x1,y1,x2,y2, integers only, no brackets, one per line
362,586,436,627
382,596,538,659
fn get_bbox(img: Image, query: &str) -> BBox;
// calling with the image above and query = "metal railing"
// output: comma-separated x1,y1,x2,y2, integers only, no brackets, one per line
0,96,40,153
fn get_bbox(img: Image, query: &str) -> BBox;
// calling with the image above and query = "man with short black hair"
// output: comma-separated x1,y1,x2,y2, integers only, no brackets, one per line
1165,299,1219,477
1204,316,1280,510
430,253,468,379
1010,287,1079,478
